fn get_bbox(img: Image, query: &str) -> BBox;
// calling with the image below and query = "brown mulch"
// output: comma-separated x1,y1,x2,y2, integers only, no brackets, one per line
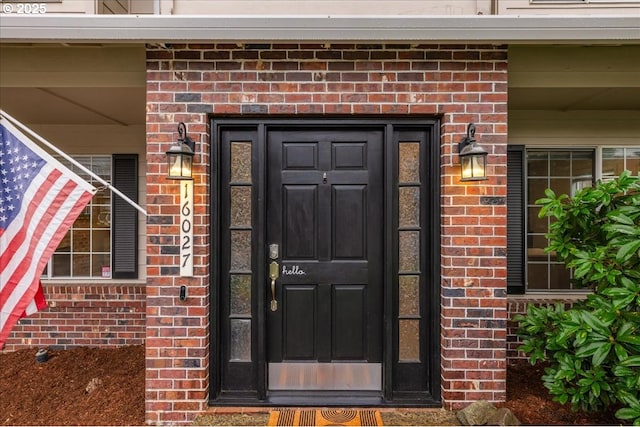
0,345,623,425
503,360,622,426
0,346,144,426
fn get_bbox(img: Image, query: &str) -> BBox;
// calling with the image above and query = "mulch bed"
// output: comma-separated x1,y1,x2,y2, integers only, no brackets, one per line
0,346,624,425
0,346,144,426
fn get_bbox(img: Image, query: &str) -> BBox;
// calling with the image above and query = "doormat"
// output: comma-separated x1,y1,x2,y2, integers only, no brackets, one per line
268,409,382,426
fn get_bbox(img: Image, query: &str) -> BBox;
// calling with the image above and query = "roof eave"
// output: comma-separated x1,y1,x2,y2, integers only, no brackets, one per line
1,15,639,44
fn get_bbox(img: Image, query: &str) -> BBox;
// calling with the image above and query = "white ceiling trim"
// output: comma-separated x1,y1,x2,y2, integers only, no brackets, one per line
1,15,639,44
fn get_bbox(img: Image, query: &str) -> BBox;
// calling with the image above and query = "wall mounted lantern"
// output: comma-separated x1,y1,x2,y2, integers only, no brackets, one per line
166,122,195,180
458,123,488,181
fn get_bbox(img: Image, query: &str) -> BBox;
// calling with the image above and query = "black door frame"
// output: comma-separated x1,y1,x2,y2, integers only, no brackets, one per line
210,117,441,407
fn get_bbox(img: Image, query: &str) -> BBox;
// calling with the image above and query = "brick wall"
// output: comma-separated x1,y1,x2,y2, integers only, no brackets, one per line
1,283,145,352
145,43,508,424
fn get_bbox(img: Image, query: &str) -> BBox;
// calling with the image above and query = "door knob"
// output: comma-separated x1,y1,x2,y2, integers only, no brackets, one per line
269,260,279,311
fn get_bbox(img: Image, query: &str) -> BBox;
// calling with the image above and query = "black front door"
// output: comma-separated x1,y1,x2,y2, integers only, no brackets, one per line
213,119,441,405
266,128,384,391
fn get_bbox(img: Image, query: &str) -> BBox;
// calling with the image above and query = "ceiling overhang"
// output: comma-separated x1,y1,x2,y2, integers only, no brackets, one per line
1,14,639,45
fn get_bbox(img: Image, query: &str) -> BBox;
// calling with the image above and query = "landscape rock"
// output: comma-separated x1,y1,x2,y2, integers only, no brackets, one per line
85,377,103,394
457,400,520,426
457,401,495,425
487,407,520,426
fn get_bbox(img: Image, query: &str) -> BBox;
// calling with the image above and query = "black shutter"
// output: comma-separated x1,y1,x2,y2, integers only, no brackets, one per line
111,154,138,279
507,145,525,294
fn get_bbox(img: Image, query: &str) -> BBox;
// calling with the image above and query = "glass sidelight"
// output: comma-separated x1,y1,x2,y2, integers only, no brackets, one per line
391,128,437,400
228,141,253,362
398,142,422,362
217,129,260,396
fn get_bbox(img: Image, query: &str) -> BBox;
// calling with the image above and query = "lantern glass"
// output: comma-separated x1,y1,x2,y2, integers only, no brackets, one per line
166,144,193,180
460,152,487,181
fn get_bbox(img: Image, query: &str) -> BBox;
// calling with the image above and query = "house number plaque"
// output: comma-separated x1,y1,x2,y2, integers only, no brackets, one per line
180,180,194,277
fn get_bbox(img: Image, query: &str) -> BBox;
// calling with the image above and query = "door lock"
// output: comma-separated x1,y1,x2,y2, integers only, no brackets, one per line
269,243,279,260
269,260,279,311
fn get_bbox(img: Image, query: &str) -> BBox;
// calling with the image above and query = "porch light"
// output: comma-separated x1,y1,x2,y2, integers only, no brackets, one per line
458,123,488,181
166,122,195,180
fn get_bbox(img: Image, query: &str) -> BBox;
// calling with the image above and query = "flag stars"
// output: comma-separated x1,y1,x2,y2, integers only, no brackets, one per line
1,129,55,229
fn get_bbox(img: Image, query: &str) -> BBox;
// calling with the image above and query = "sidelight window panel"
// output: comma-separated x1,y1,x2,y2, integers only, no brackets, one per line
399,231,420,272
230,275,252,316
397,140,423,363
399,276,420,317
230,186,252,227
399,143,420,183
230,230,252,271
398,187,420,227
231,141,252,183
226,139,254,366
399,319,420,362
230,319,252,361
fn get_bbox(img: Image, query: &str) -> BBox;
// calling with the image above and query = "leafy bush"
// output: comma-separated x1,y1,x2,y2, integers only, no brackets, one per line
515,171,640,424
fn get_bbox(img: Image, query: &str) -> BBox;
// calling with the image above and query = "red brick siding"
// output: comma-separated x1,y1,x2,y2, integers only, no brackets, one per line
2,283,145,352
145,43,508,424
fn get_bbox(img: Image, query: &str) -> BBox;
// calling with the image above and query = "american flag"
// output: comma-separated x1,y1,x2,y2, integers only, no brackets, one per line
0,115,96,347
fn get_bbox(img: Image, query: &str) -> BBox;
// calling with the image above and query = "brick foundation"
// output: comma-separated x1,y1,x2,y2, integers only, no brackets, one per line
507,295,586,362
1,282,145,352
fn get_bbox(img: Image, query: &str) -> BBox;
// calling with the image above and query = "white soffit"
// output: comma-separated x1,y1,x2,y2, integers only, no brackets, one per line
0,15,639,44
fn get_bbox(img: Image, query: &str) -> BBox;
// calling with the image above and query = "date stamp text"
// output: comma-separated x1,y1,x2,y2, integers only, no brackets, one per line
2,3,48,14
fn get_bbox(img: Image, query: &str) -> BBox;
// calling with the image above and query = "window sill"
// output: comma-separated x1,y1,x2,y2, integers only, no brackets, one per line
508,292,589,303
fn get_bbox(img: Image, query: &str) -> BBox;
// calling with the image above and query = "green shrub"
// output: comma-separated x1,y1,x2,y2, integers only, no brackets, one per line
515,171,640,424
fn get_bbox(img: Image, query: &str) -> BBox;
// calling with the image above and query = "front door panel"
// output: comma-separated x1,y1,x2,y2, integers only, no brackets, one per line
267,128,383,390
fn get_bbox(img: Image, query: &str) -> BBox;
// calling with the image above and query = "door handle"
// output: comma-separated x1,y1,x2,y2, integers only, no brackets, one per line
269,260,279,312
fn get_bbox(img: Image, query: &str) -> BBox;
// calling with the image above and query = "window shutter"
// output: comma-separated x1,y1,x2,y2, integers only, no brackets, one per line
507,145,525,294
111,154,138,279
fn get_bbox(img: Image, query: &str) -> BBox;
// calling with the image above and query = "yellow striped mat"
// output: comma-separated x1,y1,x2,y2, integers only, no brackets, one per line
268,409,382,426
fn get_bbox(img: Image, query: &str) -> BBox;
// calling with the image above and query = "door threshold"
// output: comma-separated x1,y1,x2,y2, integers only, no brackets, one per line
266,391,383,406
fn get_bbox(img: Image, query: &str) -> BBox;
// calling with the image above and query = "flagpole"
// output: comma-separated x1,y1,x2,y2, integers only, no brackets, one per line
0,109,148,217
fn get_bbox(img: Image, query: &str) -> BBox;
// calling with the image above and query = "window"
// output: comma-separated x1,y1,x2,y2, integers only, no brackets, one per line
603,147,640,181
43,156,111,278
508,146,640,293
42,154,138,279
526,150,594,291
